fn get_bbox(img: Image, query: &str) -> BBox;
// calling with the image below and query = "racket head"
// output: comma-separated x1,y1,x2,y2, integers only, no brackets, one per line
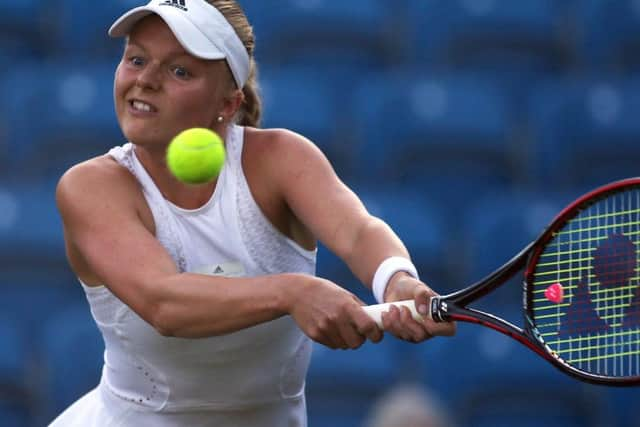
525,178,640,385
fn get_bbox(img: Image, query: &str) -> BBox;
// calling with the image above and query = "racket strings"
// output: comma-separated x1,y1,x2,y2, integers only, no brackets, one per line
531,187,640,378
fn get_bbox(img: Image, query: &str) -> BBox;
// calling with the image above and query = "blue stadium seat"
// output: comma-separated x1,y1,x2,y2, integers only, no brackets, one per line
574,0,640,71
0,0,46,57
526,75,640,192
0,282,80,344
315,243,364,301
418,318,607,427
40,303,103,420
351,69,517,217
259,65,343,162
1,61,122,180
0,182,67,271
0,316,31,427
49,0,141,59
606,387,640,427
405,0,571,72
306,339,399,427
461,191,564,301
242,0,396,66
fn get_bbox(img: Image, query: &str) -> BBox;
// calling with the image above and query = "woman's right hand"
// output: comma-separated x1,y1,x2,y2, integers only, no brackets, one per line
287,277,383,349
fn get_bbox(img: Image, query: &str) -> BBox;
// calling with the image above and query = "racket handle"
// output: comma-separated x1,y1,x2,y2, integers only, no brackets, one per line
363,299,426,329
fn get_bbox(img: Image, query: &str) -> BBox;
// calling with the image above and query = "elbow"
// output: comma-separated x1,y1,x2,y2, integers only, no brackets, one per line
149,301,179,337
140,287,180,337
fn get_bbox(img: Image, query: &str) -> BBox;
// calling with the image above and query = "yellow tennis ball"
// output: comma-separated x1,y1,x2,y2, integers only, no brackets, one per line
166,128,225,184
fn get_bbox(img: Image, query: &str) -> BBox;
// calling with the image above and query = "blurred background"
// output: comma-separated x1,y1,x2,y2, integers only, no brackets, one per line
1,0,639,426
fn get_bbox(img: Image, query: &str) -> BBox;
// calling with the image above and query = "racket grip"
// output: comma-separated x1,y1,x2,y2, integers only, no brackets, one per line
363,299,425,329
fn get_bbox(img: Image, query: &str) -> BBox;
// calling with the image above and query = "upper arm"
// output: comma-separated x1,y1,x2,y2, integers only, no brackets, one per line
56,158,178,323
266,130,375,258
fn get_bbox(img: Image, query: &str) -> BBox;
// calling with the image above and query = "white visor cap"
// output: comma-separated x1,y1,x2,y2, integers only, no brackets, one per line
108,0,250,89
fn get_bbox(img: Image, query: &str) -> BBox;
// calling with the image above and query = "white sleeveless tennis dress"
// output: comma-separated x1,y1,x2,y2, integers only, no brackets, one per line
49,125,317,427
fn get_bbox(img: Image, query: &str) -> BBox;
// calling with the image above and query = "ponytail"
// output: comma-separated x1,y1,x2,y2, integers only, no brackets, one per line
208,0,262,128
238,59,262,127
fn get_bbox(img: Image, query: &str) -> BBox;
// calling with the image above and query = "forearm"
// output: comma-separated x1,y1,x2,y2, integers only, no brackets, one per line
151,272,310,338
341,216,411,290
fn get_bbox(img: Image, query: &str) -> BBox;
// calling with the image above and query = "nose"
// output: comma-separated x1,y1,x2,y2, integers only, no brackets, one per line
136,63,161,91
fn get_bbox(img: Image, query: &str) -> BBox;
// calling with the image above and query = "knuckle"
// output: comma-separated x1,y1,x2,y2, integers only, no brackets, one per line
317,318,330,332
307,327,321,341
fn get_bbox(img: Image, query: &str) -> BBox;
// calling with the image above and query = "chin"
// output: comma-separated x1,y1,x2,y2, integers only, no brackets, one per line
122,123,164,146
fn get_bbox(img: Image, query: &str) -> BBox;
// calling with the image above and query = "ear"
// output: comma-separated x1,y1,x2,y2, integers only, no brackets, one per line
221,88,245,121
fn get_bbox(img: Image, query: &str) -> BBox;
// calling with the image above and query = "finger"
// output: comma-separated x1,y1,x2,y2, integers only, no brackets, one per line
413,285,433,316
428,320,457,337
318,320,349,349
399,306,430,342
331,330,350,350
381,304,399,331
339,320,366,349
313,330,341,349
354,308,383,343
384,305,412,341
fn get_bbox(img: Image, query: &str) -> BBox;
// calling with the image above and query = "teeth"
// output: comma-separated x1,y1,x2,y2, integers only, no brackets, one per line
132,100,152,112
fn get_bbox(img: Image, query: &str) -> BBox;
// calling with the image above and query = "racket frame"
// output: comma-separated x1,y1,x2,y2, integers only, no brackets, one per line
429,178,640,386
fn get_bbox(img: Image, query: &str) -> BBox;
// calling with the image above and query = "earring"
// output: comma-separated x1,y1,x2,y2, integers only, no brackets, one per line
217,116,224,123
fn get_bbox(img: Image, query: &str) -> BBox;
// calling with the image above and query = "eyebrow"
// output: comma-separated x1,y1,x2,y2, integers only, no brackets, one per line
126,41,192,60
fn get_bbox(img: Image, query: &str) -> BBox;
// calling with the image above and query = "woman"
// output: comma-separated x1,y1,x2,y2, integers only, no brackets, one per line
51,0,455,425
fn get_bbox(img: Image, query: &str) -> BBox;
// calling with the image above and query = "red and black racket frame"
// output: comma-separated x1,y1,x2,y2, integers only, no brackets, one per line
429,177,640,386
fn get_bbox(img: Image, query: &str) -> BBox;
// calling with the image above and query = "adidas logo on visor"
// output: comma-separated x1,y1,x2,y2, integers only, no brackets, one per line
160,0,187,11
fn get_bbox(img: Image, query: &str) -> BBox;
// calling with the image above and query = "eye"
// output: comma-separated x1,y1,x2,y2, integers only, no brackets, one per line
171,65,192,80
129,56,145,67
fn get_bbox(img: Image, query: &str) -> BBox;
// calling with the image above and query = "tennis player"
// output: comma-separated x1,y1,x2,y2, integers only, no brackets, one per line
50,0,455,425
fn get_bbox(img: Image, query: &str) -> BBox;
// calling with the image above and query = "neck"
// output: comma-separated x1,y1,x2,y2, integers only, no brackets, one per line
133,144,221,210
132,124,231,209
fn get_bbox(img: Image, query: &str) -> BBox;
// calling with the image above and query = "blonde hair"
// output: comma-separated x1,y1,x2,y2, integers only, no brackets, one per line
207,0,262,128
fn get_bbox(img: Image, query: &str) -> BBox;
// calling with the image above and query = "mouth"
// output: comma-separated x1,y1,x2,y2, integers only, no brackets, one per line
128,99,158,113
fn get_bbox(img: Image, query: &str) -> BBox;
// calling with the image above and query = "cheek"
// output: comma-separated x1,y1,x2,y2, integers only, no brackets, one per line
170,86,220,125
113,65,130,112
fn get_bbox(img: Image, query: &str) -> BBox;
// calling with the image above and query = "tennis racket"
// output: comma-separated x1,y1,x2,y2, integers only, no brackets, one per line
364,178,640,386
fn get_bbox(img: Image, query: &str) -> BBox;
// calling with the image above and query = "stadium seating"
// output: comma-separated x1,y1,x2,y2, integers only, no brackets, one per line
0,181,68,274
306,339,399,427
405,0,572,72
0,0,47,58
1,61,122,181
574,0,640,71
48,0,140,60
351,69,519,220
606,387,640,427
39,303,104,421
461,191,566,292
3,2,640,426
258,65,342,163
526,75,640,192
418,315,608,427
241,0,397,67
0,316,32,427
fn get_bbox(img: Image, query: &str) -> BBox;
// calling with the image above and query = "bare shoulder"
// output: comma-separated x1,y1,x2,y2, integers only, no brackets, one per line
57,155,134,193
243,127,332,176
56,155,143,222
244,126,319,151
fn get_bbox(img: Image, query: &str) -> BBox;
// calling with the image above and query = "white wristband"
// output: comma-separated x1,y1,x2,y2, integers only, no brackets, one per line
372,257,419,304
